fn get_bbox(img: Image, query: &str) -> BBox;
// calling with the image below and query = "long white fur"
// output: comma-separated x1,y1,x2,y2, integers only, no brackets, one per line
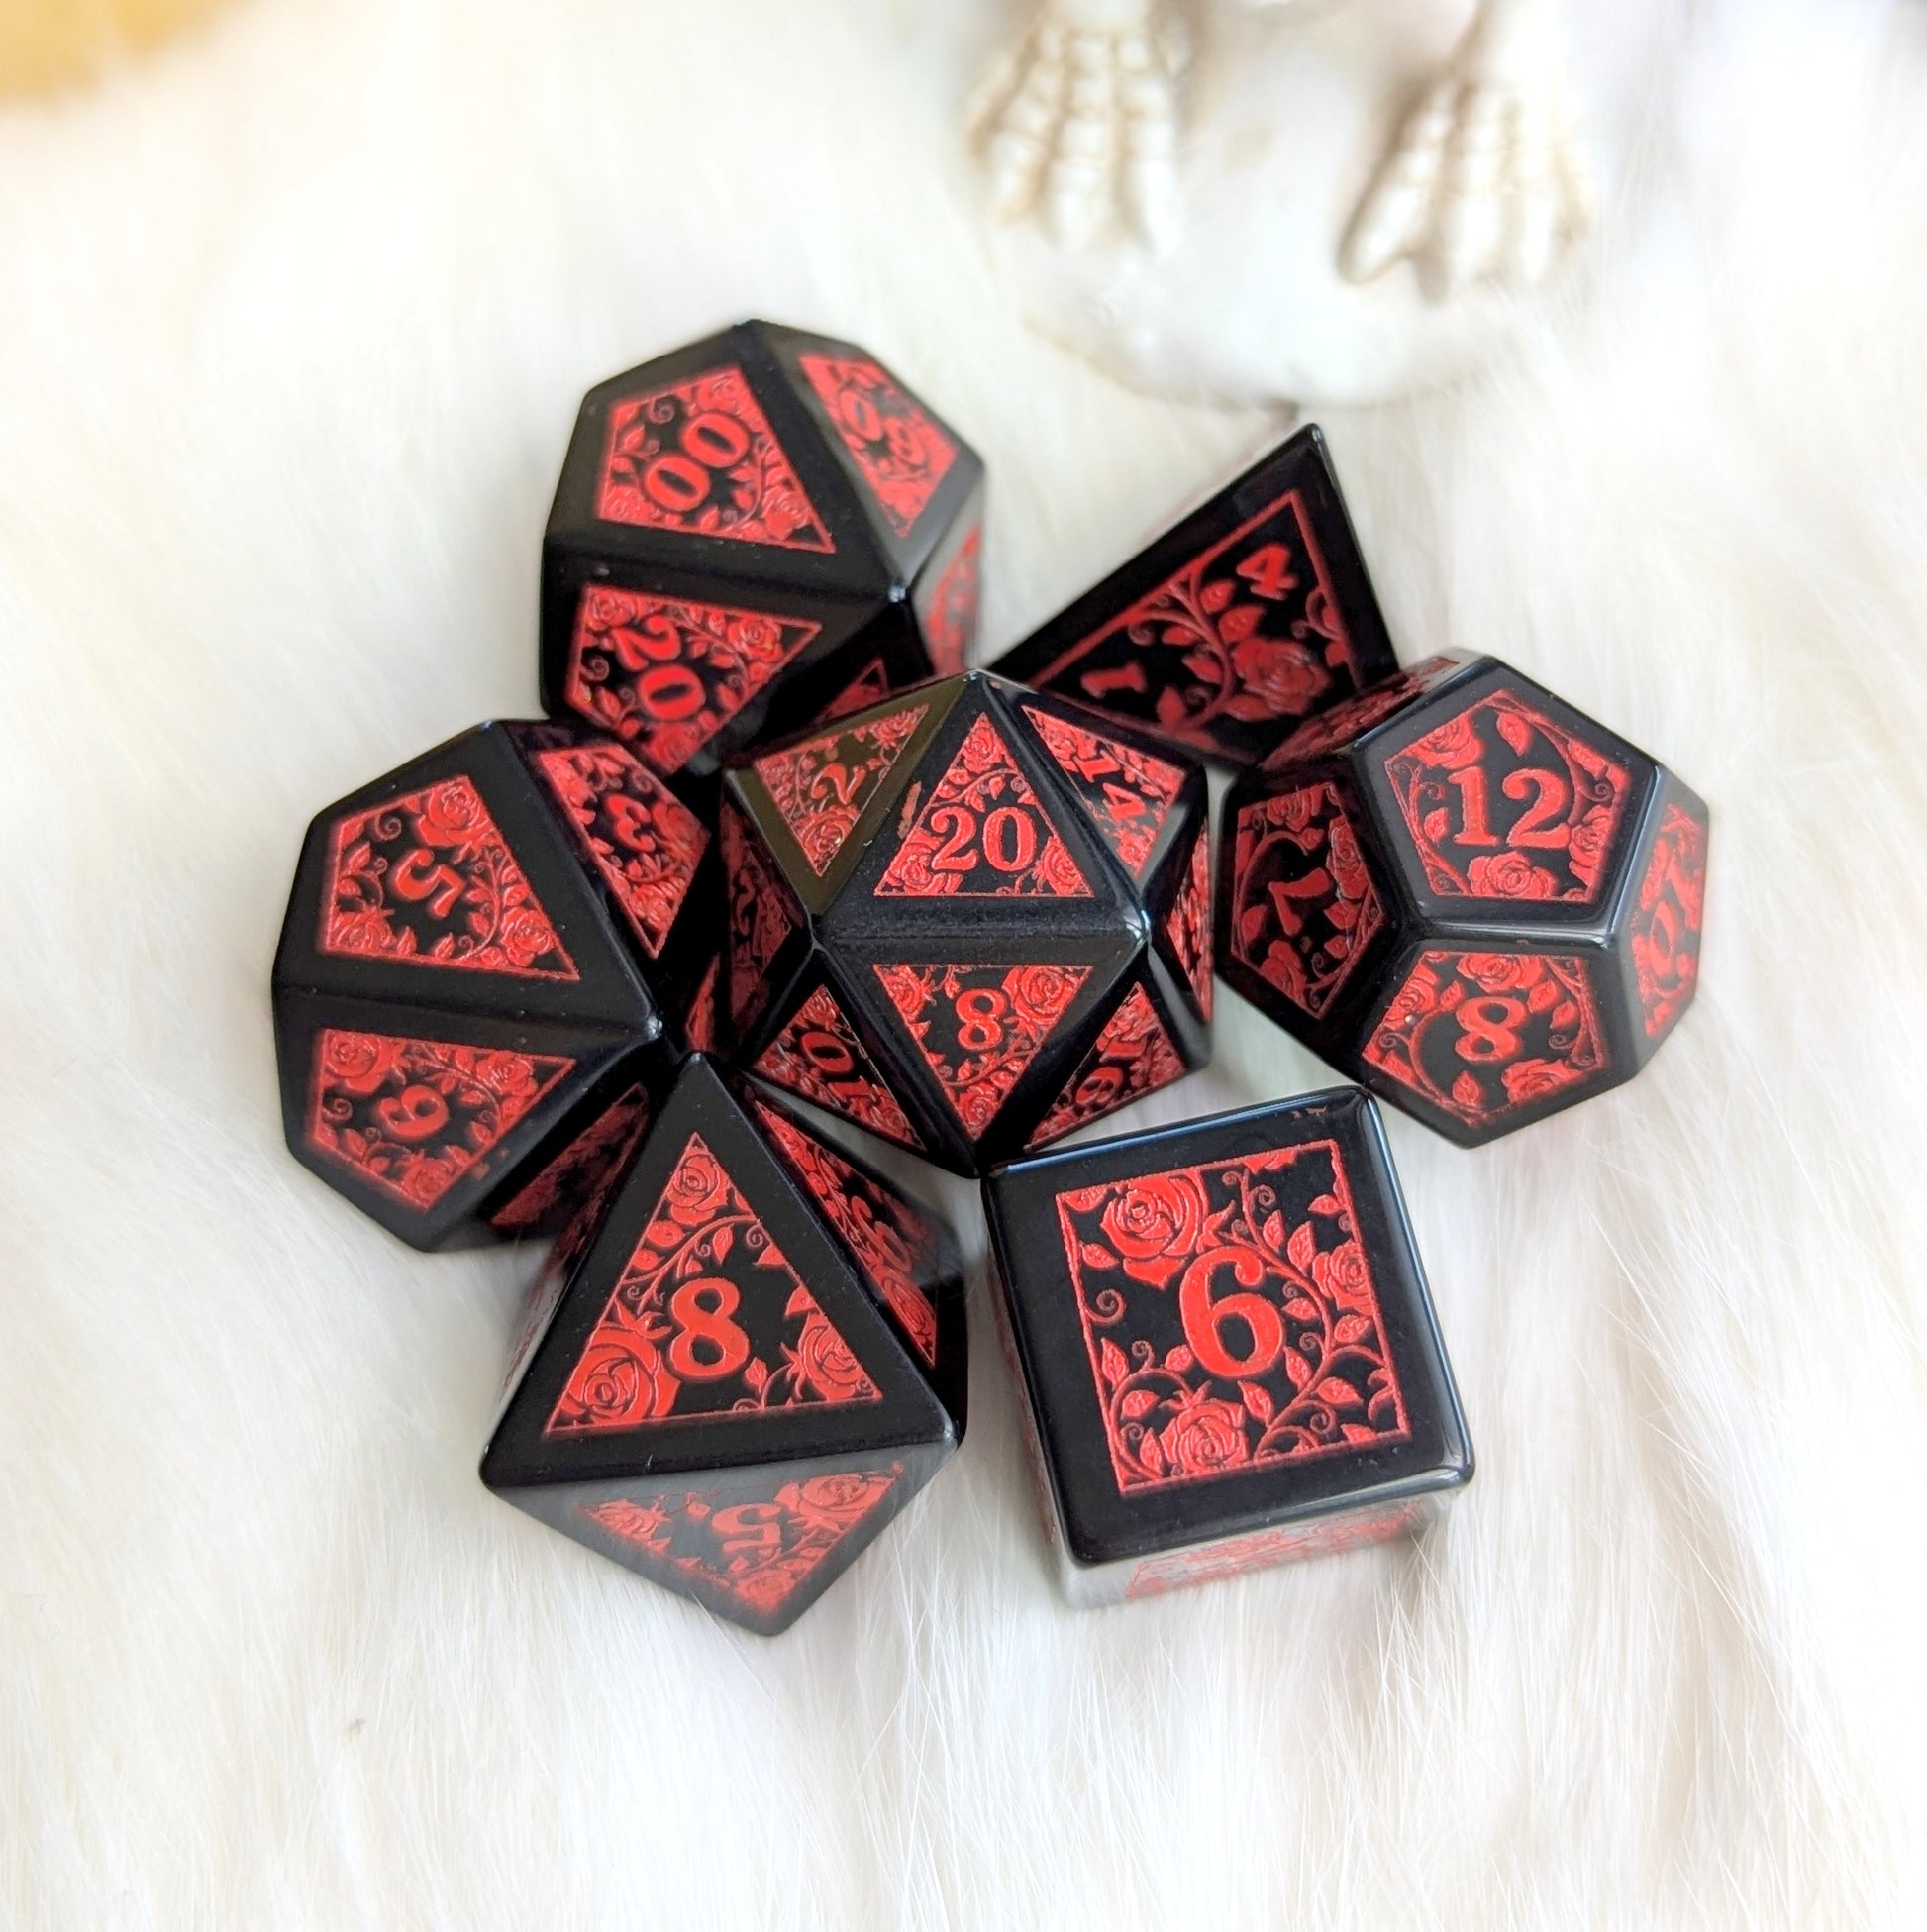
2,0,1926,1924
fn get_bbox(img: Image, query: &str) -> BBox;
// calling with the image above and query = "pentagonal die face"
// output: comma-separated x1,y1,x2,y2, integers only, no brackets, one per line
990,426,1398,767
480,1057,965,1636
1218,655,1711,1146
540,319,986,782
272,721,722,1248
718,673,1214,1175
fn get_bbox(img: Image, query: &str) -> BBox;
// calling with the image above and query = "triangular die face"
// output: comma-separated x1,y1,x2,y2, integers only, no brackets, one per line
873,962,1090,1137
564,587,822,775
545,1132,883,1438
920,525,980,677
752,1098,941,1366
722,804,798,1032
875,715,1092,899
1162,827,1214,1021
321,776,577,980
305,1027,575,1210
753,703,928,877
797,353,957,539
595,364,834,553
820,656,890,721
531,741,707,959
575,1462,905,1625
1022,703,1185,881
1029,984,1187,1148
754,982,924,1151
488,1081,653,1236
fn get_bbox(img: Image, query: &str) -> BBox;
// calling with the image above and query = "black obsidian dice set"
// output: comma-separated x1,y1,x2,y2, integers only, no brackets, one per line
271,320,1708,1631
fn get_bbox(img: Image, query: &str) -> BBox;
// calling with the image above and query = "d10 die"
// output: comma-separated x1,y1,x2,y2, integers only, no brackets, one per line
481,1055,966,1637
984,1089,1471,1607
1217,653,1711,1146
719,671,1214,1175
990,426,1397,767
541,319,985,781
273,721,722,1250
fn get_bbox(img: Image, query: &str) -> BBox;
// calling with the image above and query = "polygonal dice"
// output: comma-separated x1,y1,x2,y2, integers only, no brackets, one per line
1217,653,1711,1146
541,319,985,780
272,721,722,1249
990,426,1397,766
481,1055,966,1636
984,1089,1472,1607
719,671,1214,1175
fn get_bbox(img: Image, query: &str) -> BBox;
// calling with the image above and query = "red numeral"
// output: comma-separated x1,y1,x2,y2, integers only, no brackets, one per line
955,989,1007,1053
1503,768,1572,847
389,848,467,919
666,1276,752,1381
1455,996,1526,1064
373,1083,451,1143
1178,1249,1284,1379
710,1502,784,1556
1236,543,1298,602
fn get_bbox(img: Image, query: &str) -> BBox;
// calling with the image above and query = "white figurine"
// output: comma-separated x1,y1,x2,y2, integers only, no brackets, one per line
974,0,1592,300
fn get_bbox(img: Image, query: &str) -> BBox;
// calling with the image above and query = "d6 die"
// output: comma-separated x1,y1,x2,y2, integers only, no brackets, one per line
719,671,1214,1174
984,1089,1471,1606
1217,653,1711,1145
273,721,721,1249
990,426,1397,766
542,319,985,780
481,1055,966,1636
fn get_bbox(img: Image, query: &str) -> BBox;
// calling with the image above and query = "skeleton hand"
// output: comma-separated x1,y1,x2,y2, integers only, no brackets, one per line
971,0,1184,252
1341,0,1593,299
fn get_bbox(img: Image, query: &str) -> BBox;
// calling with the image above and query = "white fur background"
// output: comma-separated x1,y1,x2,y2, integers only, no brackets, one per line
4,0,1927,1924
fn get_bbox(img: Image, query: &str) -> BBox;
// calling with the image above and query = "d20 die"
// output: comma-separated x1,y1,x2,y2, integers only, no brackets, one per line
990,426,1397,767
273,720,722,1249
480,1056,965,1636
719,672,1213,1175
541,319,986,781
984,1088,1472,1607
1217,654,1711,1146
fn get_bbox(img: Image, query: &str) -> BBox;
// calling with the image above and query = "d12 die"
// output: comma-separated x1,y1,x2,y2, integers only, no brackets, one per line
990,426,1397,767
541,319,985,781
719,671,1213,1175
481,1055,966,1636
272,721,722,1249
1217,653,1711,1146
983,1088,1472,1607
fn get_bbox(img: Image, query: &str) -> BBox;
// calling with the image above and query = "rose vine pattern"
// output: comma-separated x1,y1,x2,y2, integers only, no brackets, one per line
323,777,575,979
1629,802,1708,1039
563,586,821,775
1363,950,1607,1129
722,805,797,1031
1020,703,1184,880
532,742,707,959
487,1082,653,1236
752,1099,941,1366
306,1029,574,1211
875,715,1090,898
752,703,928,875
1029,983,1186,1148
681,957,719,1054
1231,783,1382,1019
578,1467,901,1618
921,524,981,676
596,365,833,552
1265,655,1461,766
1382,688,1631,903
754,983,923,1151
797,353,957,538
545,1131,881,1437
1032,489,1358,760
820,656,890,722
1122,1497,1428,1599
1057,1141,1411,1493
1165,828,1214,1021
874,962,1090,1136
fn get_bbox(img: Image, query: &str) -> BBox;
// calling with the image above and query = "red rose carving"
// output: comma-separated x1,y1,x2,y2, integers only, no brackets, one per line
1466,850,1558,899
1099,1172,1209,1287
793,1313,874,1403
1160,1399,1252,1476
661,1143,730,1226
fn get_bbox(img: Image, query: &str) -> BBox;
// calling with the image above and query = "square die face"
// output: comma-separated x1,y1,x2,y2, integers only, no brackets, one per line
988,1090,1469,1566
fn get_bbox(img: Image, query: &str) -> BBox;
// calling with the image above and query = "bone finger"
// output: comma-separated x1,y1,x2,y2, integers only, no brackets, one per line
1341,78,1455,283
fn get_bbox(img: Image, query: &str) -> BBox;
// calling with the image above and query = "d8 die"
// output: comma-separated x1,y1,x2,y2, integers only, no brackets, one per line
481,1055,966,1636
719,671,1214,1175
1218,653,1711,1145
984,1089,1471,1606
541,319,985,780
272,721,722,1249
990,426,1397,766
